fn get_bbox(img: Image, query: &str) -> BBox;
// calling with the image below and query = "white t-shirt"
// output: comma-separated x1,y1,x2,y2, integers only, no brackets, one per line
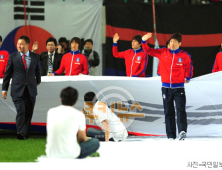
93,101,128,141
46,105,86,158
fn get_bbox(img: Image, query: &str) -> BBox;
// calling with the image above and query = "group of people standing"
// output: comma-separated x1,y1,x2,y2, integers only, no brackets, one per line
0,35,100,141
112,31,220,141
0,32,222,159
32,37,100,77
113,32,193,140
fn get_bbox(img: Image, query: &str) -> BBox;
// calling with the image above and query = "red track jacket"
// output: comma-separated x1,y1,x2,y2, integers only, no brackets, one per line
0,49,9,78
54,50,89,76
157,49,192,78
212,51,222,73
142,40,193,88
113,43,148,77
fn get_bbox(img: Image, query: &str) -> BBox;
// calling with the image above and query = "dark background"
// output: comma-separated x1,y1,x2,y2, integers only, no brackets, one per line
104,0,222,77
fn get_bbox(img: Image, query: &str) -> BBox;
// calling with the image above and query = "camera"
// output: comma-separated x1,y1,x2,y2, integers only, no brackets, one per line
58,43,64,48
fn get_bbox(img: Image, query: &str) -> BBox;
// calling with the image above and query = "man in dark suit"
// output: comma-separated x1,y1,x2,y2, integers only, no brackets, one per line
2,36,41,140
40,37,63,76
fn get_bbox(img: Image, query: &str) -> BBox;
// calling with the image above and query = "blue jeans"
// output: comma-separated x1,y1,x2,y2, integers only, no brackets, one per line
77,138,100,158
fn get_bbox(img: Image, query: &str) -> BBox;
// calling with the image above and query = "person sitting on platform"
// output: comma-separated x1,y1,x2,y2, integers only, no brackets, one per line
82,91,128,142
46,87,100,158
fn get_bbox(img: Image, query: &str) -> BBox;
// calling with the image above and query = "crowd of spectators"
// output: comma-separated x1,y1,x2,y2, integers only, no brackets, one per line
29,37,100,76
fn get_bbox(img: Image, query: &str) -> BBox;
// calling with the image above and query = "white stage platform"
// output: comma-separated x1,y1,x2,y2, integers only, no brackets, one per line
1,136,221,170
35,137,222,170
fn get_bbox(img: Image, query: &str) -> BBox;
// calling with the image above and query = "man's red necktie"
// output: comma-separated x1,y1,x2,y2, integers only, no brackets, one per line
22,54,27,70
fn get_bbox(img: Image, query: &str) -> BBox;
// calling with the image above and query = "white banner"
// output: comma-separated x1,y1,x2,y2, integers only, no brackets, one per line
0,0,103,75
1,72,222,137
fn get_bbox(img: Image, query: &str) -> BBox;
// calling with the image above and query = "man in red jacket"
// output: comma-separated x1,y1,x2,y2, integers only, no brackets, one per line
142,33,193,140
49,37,89,76
212,51,222,73
112,33,148,77
0,36,9,78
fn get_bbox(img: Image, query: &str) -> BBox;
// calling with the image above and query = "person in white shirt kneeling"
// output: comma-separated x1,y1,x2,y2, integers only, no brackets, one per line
82,92,128,142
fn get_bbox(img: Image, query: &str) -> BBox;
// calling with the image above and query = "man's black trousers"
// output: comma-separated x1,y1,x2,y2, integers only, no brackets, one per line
162,87,187,139
12,86,36,138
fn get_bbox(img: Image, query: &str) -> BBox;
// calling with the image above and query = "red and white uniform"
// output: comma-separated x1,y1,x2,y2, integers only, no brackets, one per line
54,50,89,76
212,51,222,73
0,48,9,78
112,43,148,77
142,40,193,88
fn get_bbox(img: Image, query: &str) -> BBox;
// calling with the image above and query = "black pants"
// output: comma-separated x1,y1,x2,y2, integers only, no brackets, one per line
162,87,187,139
86,128,115,141
12,86,36,138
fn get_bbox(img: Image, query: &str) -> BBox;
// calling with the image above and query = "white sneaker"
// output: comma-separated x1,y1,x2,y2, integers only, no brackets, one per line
168,138,175,141
179,131,186,140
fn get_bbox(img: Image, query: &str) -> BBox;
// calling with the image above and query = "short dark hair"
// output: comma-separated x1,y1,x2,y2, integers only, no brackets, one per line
46,37,57,46
58,37,68,44
84,39,93,45
0,35,2,42
132,35,142,44
170,33,182,43
84,92,97,105
60,87,78,106
18,36,30,44
166,39,170,47
70,37,81,49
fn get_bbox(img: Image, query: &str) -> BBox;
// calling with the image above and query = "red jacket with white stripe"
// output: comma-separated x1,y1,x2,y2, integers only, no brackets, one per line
0,49,9,78
142,40,193,88
212,51,222,73
54,50,89,76
112,43,148,77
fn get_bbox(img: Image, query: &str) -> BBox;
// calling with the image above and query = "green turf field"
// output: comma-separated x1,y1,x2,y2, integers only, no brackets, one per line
0,130,46,162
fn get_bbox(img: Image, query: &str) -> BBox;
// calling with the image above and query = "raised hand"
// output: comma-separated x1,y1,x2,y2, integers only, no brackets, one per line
113,33,120,43
57,44,62,54
32,41,39,52
142,33,152,41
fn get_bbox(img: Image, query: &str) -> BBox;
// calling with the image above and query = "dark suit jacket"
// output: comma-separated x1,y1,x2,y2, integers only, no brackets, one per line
2,51,41,97
40,52,63,76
